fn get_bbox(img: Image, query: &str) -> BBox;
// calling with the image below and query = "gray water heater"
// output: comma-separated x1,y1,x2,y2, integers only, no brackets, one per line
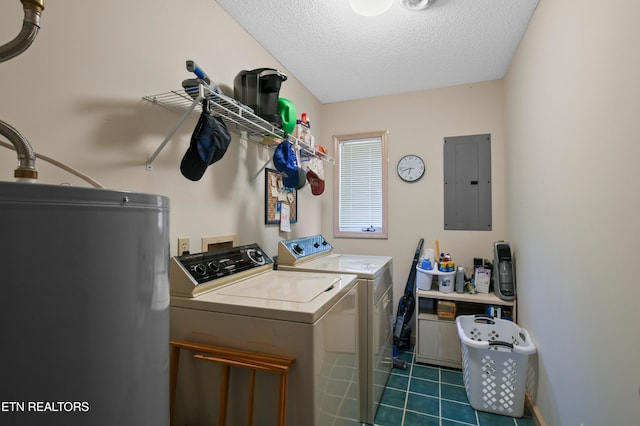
0,182,170,426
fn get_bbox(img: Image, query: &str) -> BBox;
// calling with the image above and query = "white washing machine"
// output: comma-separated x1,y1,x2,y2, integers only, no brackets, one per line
277,235,394,425
169,243,360,426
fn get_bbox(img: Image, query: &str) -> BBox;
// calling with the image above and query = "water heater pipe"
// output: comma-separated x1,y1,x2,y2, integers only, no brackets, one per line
0,0,45,181
0,0,44,63
0,121,37,180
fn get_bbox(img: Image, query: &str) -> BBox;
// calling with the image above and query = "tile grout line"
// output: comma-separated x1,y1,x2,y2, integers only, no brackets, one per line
400,350,415,426
439,367,443,426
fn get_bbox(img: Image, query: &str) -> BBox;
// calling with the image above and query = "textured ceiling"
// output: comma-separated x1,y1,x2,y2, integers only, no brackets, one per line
215,0,539,104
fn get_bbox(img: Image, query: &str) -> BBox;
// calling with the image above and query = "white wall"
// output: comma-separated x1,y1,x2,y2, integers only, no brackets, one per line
0,0,323,258
321,81,507,316
504,0,640,424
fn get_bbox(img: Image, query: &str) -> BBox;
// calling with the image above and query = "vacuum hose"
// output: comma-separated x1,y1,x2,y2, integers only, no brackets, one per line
0,0,45,181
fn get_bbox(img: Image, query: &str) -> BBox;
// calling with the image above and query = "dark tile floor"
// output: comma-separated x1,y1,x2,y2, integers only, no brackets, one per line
372,347,536,426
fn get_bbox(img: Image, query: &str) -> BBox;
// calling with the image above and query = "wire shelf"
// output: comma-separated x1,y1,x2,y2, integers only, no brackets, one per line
143,84,333,170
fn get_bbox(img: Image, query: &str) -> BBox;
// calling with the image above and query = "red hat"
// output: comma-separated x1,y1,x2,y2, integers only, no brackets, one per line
306,157,325,196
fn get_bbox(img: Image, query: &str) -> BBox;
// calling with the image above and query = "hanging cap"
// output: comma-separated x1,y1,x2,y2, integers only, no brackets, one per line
295,167,307,190
273,141,299,188
180,110,231,181
306,157,325,195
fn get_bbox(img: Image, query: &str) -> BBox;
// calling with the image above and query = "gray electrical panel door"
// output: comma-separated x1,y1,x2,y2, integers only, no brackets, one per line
443,134,492,230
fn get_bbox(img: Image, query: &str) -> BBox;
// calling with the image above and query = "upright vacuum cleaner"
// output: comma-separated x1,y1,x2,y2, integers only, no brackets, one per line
392,238,424,369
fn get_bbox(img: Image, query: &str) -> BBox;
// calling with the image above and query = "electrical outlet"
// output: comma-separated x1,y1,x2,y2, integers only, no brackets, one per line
177,237,190,256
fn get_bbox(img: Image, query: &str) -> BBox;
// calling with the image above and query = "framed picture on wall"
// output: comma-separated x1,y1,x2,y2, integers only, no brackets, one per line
265,168,298,225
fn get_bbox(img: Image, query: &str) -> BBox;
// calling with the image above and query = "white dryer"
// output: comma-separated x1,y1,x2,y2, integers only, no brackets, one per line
169,243,360,426
277,235,394,425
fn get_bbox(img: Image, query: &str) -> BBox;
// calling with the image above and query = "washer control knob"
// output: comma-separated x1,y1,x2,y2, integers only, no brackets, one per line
207,261,220,272
293,244,304,255
247,249,266,265
193,264,207,275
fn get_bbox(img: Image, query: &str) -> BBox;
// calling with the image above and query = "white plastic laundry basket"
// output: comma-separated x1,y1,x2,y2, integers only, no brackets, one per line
456,315,536,417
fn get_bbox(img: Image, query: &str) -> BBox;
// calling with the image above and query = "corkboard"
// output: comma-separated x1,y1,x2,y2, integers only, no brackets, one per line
265,168,297,224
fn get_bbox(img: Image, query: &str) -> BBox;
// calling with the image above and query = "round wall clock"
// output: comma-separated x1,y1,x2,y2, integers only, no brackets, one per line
397,154,425,182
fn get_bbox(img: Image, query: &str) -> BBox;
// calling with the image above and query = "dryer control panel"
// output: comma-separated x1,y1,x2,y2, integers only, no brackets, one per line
278,234,333,266
170,243,273,297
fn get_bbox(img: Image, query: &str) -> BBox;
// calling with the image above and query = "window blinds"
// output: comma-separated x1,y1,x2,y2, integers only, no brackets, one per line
338,137,383,232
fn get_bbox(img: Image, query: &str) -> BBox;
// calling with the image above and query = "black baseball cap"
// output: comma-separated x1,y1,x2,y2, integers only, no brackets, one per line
180,111,231,181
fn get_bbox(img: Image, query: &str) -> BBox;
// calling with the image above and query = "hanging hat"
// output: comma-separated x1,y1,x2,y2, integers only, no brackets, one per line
306,157,325,195
273,141,299,188
180,106,231,181
295,166,306,190
293,146,307,190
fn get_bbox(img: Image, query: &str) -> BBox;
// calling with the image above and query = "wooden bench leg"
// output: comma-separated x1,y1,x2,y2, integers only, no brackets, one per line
278,372,288,426
247,370,256,426
219,364,230,426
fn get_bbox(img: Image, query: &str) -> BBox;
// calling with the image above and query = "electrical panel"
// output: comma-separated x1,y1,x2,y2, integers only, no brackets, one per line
443,134,492,231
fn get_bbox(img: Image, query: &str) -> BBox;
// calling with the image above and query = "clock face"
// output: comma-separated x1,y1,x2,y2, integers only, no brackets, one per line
397,155,425,182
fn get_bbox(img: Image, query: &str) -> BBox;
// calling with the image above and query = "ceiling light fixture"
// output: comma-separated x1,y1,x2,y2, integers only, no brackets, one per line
349,0,395,17
400,0,433,11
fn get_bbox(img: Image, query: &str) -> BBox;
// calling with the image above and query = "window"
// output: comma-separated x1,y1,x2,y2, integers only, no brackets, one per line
333,131,388,239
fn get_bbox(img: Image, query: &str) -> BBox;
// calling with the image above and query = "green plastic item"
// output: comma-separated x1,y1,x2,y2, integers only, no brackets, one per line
278,98,297,134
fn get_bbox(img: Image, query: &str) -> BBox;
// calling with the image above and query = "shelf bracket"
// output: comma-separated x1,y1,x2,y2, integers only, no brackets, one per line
146,92,203,171
250,157,274,183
